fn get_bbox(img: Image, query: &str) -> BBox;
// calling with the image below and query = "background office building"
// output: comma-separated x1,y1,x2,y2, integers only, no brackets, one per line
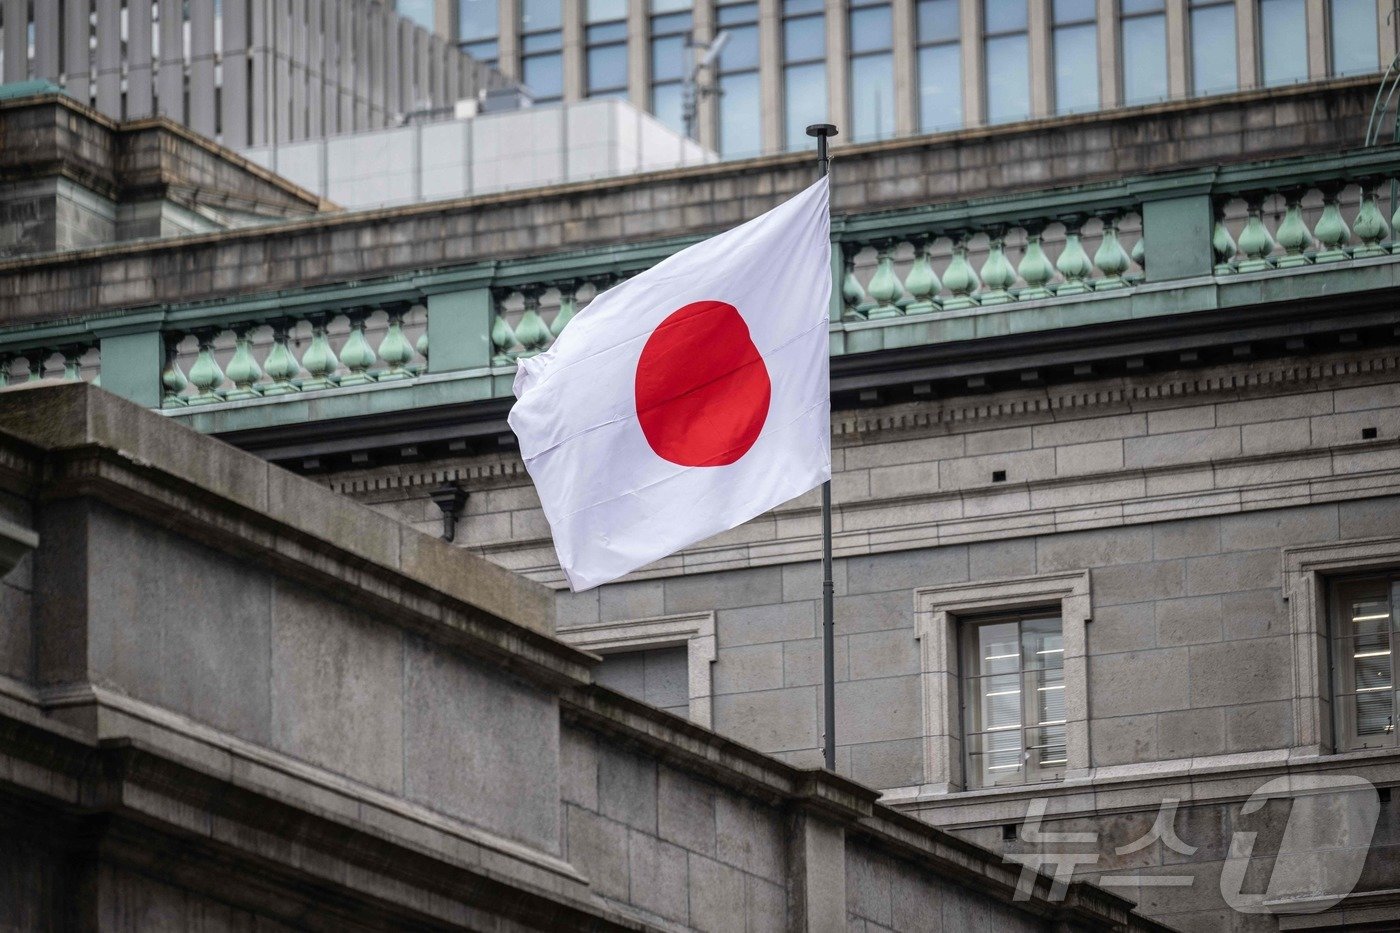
397,0,1395,157
0,0,504,149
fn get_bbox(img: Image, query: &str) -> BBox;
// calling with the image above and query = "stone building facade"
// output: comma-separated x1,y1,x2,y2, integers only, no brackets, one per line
0,75,1398,930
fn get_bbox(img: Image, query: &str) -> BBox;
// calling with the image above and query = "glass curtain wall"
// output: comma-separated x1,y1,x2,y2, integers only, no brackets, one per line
521,0,564,102
783,0,828,148
717,1,762,157
651,0,693,134
984,0,1030,123
1121,0,1167,103
917,0,963,130
1190,0,1237,94
850,0,895,141
459,0,500,63
1052,0,1098,114
587,0,629,98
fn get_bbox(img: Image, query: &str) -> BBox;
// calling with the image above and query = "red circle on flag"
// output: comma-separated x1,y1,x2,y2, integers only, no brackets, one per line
634,300,771,467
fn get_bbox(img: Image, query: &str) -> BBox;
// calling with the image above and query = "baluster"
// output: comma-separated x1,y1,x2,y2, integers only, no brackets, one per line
24,349,46,382
298,312,341,390
1092,214,1132,290
1017,223,1055,300
1391,181,1400,255
223,324,265,399
1212,205,1239,274
186,328,227,404
978,227,1017,305
160,334,189,407
941,232,981,310
1235,193,1277,272
60,344,86,381
514,286,552,354
415,331,429,371
551,280,580,337
377,304,416,380
261,318,302,396
0,355,11,389
1312,185,1351,262
338,309,378,385
840,243,871,321
407,303,429,374
1273,187,1314,268
902,236,941,314
1130,234,1145,274
491,290,519,366
1353,181,1391,258
1054,216,1094,295
866,240,904,319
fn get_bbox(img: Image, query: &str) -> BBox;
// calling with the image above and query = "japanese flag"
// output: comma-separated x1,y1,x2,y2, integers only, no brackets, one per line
509,177,833,591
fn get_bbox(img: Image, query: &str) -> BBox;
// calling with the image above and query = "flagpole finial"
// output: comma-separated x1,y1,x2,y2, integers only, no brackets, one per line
805,123,838,139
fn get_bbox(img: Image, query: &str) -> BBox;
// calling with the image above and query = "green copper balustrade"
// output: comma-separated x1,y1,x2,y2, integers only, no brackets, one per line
0,344,100,387
490,276,628,362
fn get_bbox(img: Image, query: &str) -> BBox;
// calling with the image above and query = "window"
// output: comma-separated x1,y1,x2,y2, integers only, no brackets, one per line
587,0,629,98
595,646,692,717
1332,577,1399,752
961,611,1066,788
1052,0,1097,114
397,0,436,29
1190,0,1237,95
783,0,827,149
918,0,962,130
1259,0,1308,86
849,0,895,142
1121,0,1167,104
459,0,499,63
651,2,693,134
521,0,563,102
717,1,761,157
984,0,1029,124
914,571,1090,795
1330,0,1378,76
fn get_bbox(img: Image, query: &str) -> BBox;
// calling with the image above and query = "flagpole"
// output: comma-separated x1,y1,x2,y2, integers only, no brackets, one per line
806,122,839,772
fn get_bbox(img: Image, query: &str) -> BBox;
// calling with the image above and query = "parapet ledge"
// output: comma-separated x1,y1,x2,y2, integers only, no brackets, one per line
0,382,583,685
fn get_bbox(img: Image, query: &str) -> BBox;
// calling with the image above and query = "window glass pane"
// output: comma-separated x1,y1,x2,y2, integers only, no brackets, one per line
850,52,895,141
651,0,691,13
1260,0,1309,85
1191,4,1237,94
918,0,960,40
587,21,628,41
523,30,563,52
719,70,762,157
587,0,628,21
717,2,760,26
588,43,629,91
784,61,828,148
652,10,692,33
918,42,962,130
1331,0,1378,75
1339,592,1395,741
1053,0,1096,22
652,81,684,132
523,52,563,99
785,0,826,13
1053,22,1098,112
522,0,562,31
850,4,893,53
985,0,1028,32
784,16,826,60
397,0,435,28
652,33,689,80
720,23,760,70
985,32,1030,122
461,0,498,38
1121,14,1167,103
1121,0,1164,12
462,38,498,61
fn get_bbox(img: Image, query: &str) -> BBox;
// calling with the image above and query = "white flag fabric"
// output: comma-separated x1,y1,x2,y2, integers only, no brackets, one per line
509,176,832,591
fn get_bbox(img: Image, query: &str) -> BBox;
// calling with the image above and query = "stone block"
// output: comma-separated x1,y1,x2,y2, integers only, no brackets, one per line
597,744,658,834
717,600,818,646
1224,700,1293,752
665,566,783,614
1339,496,1400,539
556,589,600,629
598,579,666,622
1184,550,1279,596
402,636,560,852
842,434,966,471
1031,413,1146,448
782,636,850,687
846,845,893,926
1036,526,1153,573
1215,392,1334,426
1157,707,1226,759
1240,418,1312,455
869,461,941,498
783,559,848,602
1055,439,1125,476
566,806,629,901
1151,517,1221,560
844,546,968,596
846,628,919,681
964,426,1033,456
744,875,786,933
1188,637,1293,708
938,448,1056,490
1090,648,1190,717
715,792,785,882
1147,405,1217,434
714,642,785,696
967,539,1037,580
1091,560,1186,607
848,738,923,790
1218,505,1338,552
835,675,921,743
269,579,404,793
713,686,817,753
890,861,945,931
687,854,747,932
627,830,689,923
658,766,716,857
1087,602,1158,654
1221,588,1286,641
1091,713,1159,767
560,726,599,810
1155,595,1223,647
1123,427,1241,468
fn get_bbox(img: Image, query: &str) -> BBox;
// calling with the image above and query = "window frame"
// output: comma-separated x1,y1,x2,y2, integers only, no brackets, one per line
782,0,828,149
1050,0,1098,114
1119,0,1168,105
983,0,1031,124
1329,573,1400,752
916,0,963,132
848,0,896,143
914,571,1091,795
